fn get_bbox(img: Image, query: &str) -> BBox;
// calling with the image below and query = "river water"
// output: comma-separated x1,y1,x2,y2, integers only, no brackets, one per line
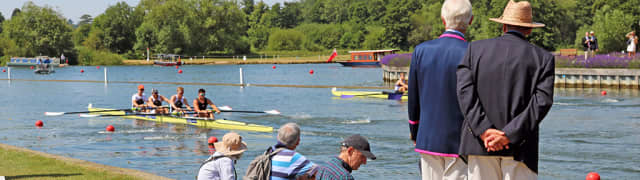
0,64,638,179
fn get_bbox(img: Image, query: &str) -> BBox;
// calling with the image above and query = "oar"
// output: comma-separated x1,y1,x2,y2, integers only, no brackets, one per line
220,110,281,115
340,91,403,99
45,108,139,116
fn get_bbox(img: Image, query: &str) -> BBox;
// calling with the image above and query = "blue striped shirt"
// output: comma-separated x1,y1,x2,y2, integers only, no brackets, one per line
269,143,317,180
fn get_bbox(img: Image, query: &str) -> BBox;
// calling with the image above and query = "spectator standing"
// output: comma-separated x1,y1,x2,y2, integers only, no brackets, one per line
626,31,638,57
590,31,599,56
456,0,554,179
408,0,473,179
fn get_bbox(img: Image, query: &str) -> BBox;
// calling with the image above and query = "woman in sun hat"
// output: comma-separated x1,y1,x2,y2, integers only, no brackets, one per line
197,132,247,180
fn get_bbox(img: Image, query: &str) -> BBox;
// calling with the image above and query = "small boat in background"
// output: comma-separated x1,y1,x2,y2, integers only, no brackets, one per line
331,87,407,101
153,54,184,66
338,49,399,67
34,62,55,74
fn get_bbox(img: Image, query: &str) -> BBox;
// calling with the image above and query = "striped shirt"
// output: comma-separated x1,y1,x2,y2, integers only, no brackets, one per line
269,143,317,180
315,157,354,180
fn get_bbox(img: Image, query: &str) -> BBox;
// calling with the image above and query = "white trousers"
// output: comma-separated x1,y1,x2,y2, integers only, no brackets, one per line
420,153,467,180
467,156,537,180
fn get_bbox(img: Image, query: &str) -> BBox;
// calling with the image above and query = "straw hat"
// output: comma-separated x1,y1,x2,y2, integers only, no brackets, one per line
214,132,247,156
489,0,545,28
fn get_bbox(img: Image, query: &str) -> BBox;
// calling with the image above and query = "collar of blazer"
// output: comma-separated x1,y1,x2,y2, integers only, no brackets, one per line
504,31,527,40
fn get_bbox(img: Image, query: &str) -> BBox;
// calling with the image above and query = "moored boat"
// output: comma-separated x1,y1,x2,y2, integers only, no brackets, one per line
337,49,399,67
88,107,274,133
153,60,184,66
331,87,407,100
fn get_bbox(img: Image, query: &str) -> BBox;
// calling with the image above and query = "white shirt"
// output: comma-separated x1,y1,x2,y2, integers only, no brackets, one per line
197,152,236,180
131,93,147,107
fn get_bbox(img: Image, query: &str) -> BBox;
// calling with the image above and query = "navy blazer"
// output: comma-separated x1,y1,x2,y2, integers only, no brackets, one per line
456,32,555,173
408,31,467,155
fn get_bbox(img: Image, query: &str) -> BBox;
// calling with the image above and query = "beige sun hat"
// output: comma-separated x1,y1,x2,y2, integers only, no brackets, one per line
213,132,247,156
489,0,545,28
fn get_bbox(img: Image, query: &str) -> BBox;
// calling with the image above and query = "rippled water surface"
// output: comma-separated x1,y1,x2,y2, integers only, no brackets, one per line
0,64,638,179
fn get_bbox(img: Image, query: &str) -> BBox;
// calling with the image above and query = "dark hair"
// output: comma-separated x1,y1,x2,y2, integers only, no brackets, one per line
198,89,205,93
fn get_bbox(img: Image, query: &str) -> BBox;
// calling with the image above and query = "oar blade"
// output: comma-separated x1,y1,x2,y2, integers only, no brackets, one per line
264,110,281,115
218,106,232,111
79,114,101,118
44,112,65,116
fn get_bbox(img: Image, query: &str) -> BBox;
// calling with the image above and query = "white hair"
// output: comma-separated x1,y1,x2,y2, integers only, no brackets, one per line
441,0,473,31
277,123,300,147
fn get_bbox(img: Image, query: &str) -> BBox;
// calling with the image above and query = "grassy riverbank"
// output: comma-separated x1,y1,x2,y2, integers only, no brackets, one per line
0,144,170,180
123,54,351,65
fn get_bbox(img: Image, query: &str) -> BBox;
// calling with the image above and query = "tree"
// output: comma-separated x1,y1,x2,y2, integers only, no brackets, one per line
11,8,20,18
91,2,141,53
590,5,634,52
267,29,305,50
78,14,93,26
1,2,74,57
242,0,254,16
0,12,4,33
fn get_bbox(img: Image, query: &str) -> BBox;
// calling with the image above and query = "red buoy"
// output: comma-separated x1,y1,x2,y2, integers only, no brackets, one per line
175,65,179,69
106,125,115,132
30,66,34,69
272,65,276,69
586,172,600,180
178,69,183,74
309,69,314,74
601,90,607,96
208,136,218,144
80,69,85,73
96,66,100,69
35,120,43,127
2,69,5,72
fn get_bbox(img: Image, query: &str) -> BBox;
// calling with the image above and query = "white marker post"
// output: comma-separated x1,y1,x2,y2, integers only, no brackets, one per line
239,68,245,88
104,67,108,84
7,67,10,80
243,56,246,61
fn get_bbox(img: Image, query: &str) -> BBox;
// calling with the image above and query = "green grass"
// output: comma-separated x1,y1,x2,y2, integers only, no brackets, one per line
0,146,142,180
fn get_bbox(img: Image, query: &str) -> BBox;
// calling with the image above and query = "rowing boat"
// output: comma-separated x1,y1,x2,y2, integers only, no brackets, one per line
331,87,408,100
88,107,274,133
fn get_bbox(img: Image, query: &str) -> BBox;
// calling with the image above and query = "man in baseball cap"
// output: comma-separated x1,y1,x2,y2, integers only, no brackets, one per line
315,134,375,180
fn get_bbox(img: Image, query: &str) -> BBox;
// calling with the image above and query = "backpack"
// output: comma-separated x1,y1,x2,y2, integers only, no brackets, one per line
243,147,285,180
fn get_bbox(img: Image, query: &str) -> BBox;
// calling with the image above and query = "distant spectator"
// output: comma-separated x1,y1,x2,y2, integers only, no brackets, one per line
315,134,376,180
583,32,590,60
268,123,317,180
626,31,638,57
394,73,408,93
197,132,247,180
590,31,599,55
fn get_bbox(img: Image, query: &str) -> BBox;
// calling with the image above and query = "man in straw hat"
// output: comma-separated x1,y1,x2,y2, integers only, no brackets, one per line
198,132,247,180
408,0,472,179
456,0,554,179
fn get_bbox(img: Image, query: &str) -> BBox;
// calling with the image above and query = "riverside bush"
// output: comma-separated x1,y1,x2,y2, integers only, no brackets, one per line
77,46,123,65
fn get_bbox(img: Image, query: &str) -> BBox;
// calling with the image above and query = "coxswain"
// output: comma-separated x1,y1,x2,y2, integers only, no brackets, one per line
131,84,148,111
395,73,408,93
148,88,170,114
193,89,221,119
170,86,192,113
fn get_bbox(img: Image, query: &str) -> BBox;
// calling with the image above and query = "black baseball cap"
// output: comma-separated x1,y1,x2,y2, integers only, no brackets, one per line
342,134,376,160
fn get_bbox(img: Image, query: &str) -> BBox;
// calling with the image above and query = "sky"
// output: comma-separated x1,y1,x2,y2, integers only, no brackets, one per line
0,0,295,23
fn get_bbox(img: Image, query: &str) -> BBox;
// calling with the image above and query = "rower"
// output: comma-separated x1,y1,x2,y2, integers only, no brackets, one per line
395,73,408,93
170,86,192,113
131,84,148,111
148,88,170,114
193,89,221,119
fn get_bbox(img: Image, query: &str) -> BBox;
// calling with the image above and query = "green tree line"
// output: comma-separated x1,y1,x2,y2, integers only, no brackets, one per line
0,0,639,65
